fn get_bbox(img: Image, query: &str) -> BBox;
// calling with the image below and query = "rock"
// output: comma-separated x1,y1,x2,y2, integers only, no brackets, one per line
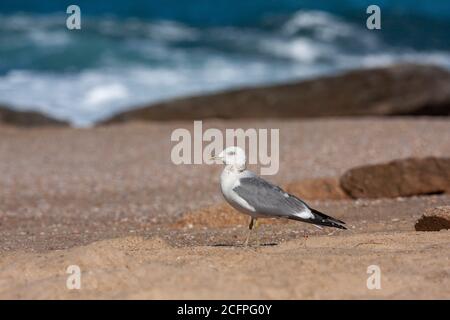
172,203,290,229
101,64,450,124
340,157,450,199
285,177,350,200
0,106,69,127
172,203,247,229
415,206,450,231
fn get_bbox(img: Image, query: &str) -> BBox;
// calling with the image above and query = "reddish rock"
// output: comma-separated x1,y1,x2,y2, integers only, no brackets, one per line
340,157,450,199
285,177,349,201
172,203,289,229
0,106,68,127
415,206,450,231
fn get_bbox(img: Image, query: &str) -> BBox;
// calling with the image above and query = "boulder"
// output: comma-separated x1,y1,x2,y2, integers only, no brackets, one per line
340,157,450,199
285,177,349,201
172,203,247,229
415,206,450,231
0,106,68,127
101,64,450,124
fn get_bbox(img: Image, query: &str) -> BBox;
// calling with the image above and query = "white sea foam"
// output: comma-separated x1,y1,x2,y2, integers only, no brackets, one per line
260,37,334,63
83,83,129,107
282,10,354,40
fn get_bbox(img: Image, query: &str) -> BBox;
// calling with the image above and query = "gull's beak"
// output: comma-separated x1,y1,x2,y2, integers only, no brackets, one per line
209,155,221,161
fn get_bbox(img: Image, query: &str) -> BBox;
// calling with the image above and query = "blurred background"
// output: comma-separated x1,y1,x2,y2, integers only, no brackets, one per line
1,0,450,126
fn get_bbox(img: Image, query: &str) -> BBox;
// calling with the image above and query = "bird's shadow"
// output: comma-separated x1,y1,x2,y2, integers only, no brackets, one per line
210,243,278,248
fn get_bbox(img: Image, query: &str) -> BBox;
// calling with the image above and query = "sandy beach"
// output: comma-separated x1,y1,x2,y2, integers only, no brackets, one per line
1,117,449,299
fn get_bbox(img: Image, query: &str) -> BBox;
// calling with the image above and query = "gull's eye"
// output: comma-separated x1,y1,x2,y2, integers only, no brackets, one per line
228,151,235,156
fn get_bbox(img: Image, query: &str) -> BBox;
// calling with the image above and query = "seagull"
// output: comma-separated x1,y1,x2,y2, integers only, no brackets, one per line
211,146,346,246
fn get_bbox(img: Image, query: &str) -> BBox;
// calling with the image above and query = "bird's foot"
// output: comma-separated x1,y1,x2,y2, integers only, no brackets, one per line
255,236,260,248
303,234,309,248
243,234,251,247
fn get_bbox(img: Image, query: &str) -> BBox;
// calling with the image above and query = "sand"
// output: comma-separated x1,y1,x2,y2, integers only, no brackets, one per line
0,117,450,299
1,231,449,299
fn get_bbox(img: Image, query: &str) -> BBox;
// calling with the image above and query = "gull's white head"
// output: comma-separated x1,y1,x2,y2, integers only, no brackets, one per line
212,146,246,171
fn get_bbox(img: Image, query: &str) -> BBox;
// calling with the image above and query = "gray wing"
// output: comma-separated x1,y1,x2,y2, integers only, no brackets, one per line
233,174,312,220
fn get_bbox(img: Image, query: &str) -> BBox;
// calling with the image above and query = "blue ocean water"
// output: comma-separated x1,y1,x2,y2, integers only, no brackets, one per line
1,0,450,125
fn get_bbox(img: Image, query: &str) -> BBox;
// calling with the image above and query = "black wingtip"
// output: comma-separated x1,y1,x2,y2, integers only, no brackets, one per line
333,223,347,230
310,208,347,230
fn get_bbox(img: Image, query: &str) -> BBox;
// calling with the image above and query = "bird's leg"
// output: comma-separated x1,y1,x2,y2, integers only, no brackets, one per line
244,217,254,247
254,218,260,247
303,233,309,248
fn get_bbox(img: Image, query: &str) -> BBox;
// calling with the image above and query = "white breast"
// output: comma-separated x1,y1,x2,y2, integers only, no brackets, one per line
220,167,255,214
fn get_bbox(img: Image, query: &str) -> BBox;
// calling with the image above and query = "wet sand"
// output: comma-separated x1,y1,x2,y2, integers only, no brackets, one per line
0,117,449,299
